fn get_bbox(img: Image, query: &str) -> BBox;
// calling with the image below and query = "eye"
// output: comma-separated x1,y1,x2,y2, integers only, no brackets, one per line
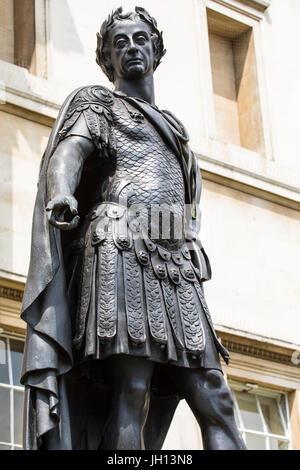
115,38,127,49
135,35,147,45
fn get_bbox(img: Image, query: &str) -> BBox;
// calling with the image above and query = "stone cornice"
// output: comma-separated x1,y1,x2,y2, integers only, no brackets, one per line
218,331,300,390
0,278,25,333
219,334,296,366
0,277,24,300
210,0,271,21
0,285,24,303
238,0,271,11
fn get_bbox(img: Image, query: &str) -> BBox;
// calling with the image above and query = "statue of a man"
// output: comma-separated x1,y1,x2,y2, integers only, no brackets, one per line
21,7,246,450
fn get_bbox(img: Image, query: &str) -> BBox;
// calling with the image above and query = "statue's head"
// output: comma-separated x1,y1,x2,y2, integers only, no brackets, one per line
96,6,166,83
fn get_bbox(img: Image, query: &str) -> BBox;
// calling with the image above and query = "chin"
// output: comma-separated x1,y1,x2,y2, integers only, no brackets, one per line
124,64,147,78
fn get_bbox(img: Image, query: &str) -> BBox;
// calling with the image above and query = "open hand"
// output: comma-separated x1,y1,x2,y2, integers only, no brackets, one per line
46,195,79,230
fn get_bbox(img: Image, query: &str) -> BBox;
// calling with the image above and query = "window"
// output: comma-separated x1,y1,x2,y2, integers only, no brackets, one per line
207,7,265,155
0,336,24,450
230,381,292,450
0,0,36,73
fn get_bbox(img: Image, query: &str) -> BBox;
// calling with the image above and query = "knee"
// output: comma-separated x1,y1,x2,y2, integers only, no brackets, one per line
120,378,150,410
204,370,225,389
204,370,235,418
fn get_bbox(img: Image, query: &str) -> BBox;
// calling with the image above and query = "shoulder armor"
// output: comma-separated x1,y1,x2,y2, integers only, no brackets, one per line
66,85,115,118
161,109,189,143
57,85,116,155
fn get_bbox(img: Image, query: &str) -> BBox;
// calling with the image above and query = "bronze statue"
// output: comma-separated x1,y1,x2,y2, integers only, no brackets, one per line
21,7,246,450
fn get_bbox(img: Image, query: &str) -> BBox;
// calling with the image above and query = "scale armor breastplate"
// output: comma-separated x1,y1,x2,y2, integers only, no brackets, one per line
101,98,185,248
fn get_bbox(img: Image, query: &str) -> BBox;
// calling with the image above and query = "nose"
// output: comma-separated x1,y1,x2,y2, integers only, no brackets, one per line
127,39,138,55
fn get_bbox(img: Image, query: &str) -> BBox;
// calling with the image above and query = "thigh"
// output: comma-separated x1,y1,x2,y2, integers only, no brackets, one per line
105,354,155,388
166,366,232,418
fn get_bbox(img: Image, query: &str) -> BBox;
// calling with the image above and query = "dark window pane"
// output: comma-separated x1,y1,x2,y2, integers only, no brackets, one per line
232,394,241,427
10,339,24,386
279,395,288,428
259,396,285,436
235,391,264,431
0,387,11,442
270,437,289,450
13,0,36,72
0,0,15,63
245,433,266,450
13,390,24,445
0,338,9,384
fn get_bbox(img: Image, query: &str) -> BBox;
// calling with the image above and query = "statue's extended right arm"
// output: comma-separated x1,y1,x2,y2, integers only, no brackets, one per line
46,135,95,230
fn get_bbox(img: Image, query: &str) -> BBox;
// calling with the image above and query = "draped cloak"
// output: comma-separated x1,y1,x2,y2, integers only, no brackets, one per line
20,86,229,450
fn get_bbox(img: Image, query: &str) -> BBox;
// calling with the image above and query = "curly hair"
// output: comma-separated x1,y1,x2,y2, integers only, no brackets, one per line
96,6,166,82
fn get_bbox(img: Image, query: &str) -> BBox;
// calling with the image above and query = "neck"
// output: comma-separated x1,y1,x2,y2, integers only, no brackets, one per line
114,74,155,105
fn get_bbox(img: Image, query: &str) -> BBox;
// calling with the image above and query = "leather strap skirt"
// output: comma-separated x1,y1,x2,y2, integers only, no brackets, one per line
69,202,223,372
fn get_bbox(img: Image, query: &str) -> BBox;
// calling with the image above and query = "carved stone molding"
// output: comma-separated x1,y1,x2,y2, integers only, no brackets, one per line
219,331,298,367
210,0,272,20
0,277,25,333
238,0,271,11
0,285,24,303
221,337,294,365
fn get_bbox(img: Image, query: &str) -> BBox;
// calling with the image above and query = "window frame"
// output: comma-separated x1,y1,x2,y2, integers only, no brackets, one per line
0,334,24,450
230,380,292,450
0,0,48,78
0,0,52,122
192,0,300,213
194,0,273,161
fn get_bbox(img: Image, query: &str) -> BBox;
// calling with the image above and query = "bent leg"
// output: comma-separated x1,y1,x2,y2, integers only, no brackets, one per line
101,354,154,450
167,366,246,450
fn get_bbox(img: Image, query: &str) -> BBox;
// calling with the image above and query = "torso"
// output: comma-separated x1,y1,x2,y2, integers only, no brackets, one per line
103,98,185,211
99,98,185,244
62,86,186,244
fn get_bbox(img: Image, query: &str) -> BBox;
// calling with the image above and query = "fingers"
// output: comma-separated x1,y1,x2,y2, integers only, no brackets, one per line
46,196,78,214
58,214,80,231
67,196,78,215
46,195,79,231
48,210,80,231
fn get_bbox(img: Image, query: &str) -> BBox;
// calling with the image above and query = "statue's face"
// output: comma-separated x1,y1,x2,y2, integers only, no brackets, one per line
107,19,155,80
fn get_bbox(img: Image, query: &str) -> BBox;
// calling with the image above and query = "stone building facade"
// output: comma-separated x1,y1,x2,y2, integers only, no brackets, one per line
0,0,299,450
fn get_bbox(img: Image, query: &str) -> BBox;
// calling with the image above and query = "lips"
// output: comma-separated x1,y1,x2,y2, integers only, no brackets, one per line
127,58,143,65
